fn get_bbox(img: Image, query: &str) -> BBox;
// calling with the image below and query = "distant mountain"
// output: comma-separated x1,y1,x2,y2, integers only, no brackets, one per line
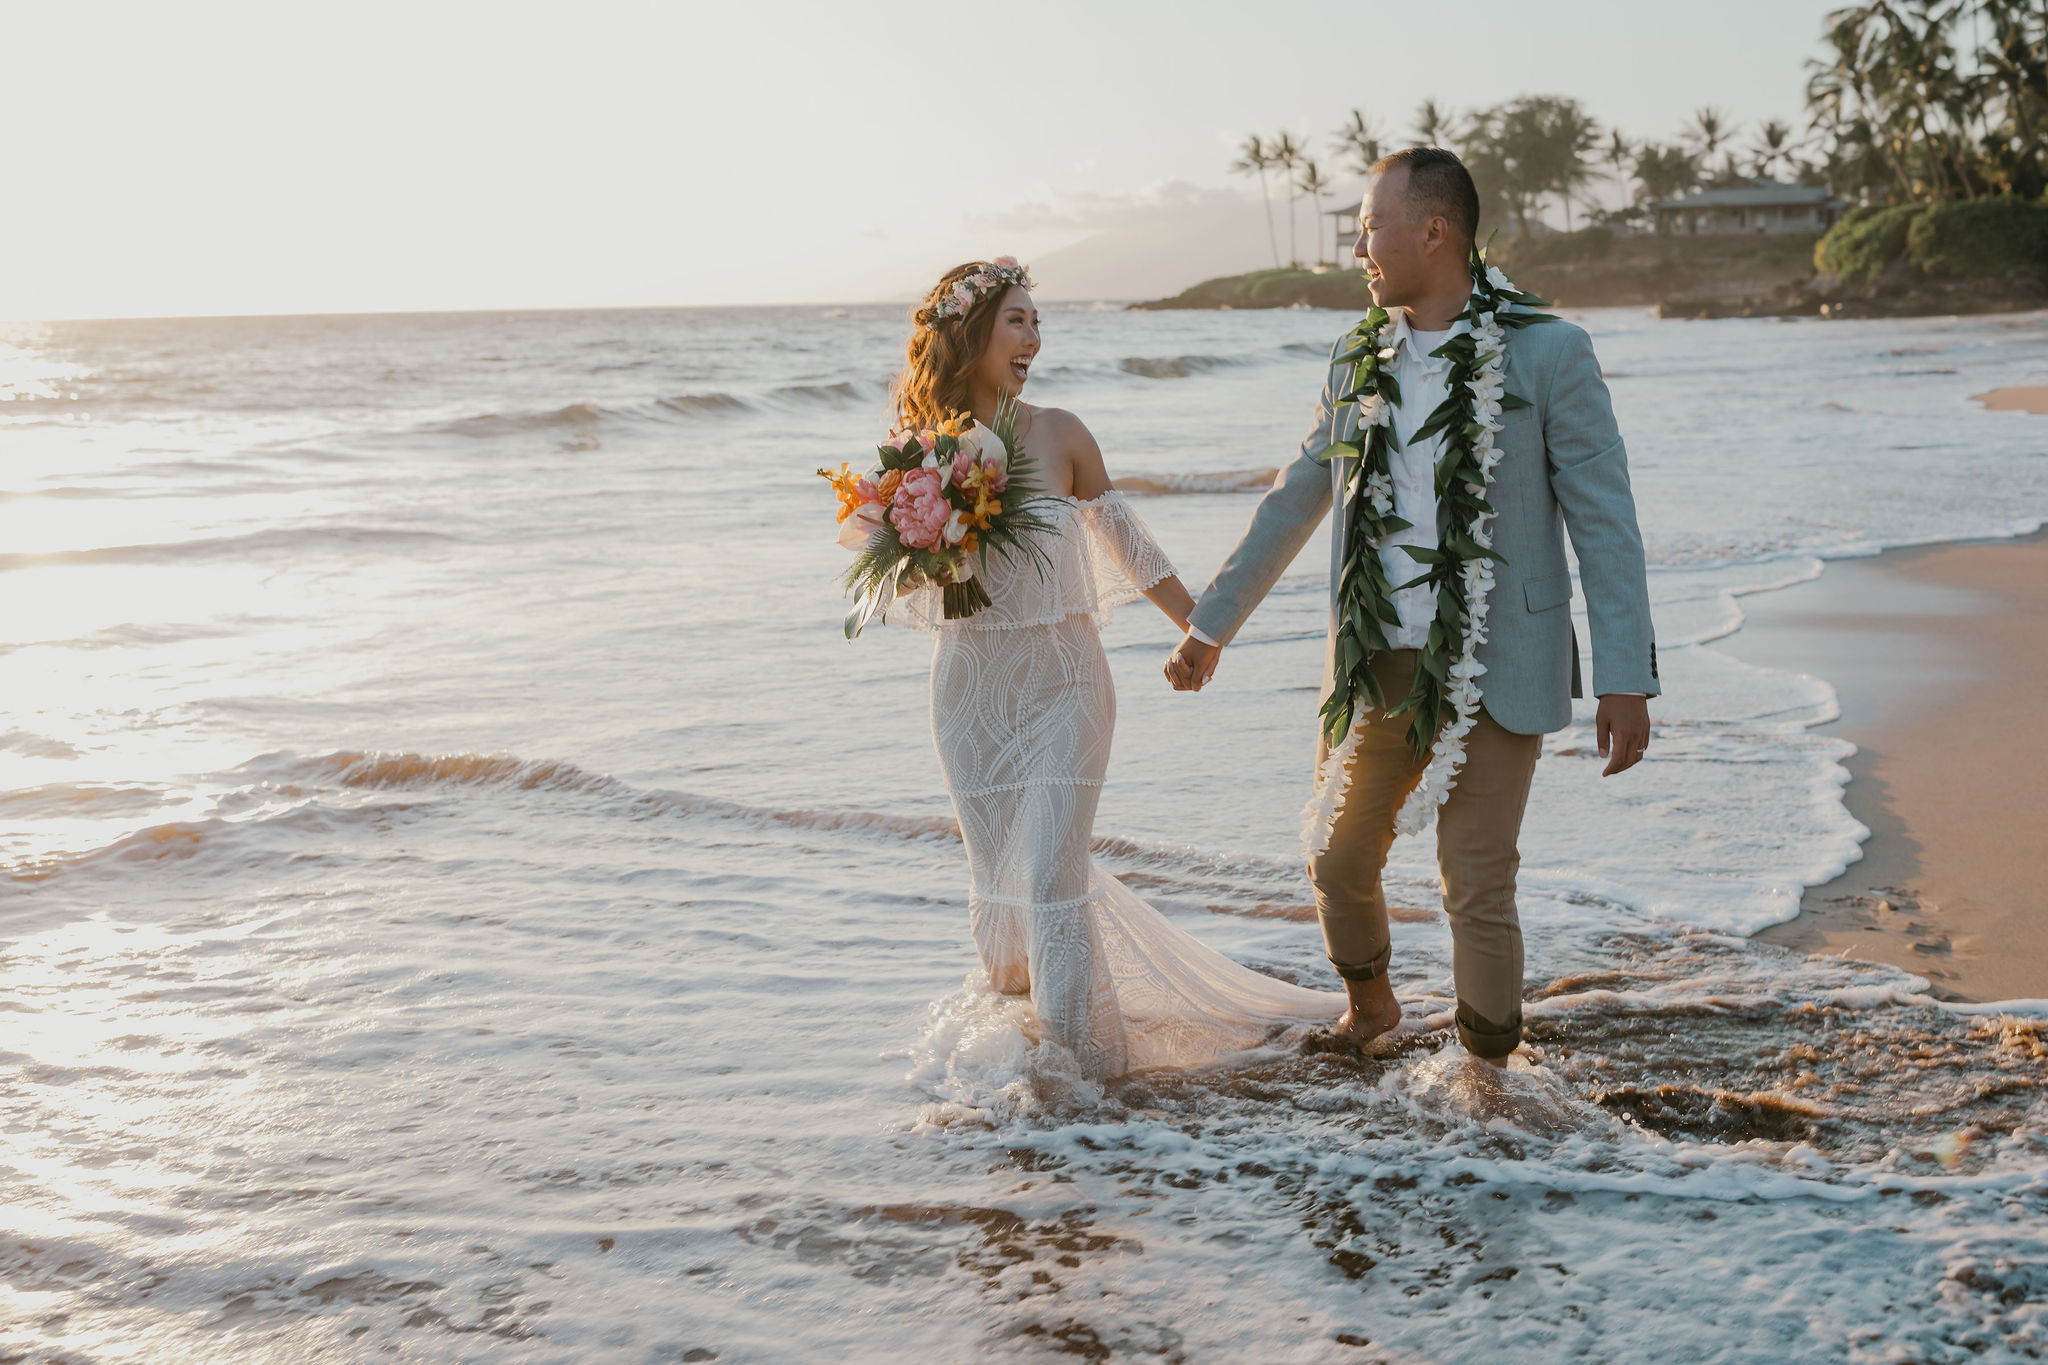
1003,184,1325,303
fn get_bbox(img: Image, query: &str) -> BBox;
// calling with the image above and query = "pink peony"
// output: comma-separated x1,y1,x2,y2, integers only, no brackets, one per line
992,255,1019,269
889,466,951,549
979,456,1008,494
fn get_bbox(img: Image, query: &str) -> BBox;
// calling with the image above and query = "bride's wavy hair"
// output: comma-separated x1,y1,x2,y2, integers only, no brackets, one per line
890,262,1020,432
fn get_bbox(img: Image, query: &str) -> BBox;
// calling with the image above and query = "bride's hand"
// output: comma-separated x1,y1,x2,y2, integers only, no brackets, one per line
1165,635,1220,691
897,563,955,594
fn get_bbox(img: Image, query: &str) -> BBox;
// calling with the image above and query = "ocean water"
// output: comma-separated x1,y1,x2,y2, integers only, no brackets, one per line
3,301,2048,1363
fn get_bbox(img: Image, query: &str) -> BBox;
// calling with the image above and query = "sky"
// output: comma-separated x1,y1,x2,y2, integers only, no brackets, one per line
5,0,1848,319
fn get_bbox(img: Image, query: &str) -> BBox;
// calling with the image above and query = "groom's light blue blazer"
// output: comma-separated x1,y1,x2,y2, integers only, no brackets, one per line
1188,315,1659,736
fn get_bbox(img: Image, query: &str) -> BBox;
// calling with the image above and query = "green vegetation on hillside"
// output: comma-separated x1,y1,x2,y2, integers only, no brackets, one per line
1153,7,2046,317
1906,199,2048,278
1127,269,1375,312
1133,233,1823,312
1816,198,2048,283
1815,205,1925,281
1191,5,2045,319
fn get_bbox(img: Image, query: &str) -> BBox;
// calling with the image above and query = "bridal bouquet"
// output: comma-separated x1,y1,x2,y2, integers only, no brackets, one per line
819,394,1056,637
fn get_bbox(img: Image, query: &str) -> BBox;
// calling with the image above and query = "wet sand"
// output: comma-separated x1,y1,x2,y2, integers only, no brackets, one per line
1973,386,2048,414
1730,530,2048,1002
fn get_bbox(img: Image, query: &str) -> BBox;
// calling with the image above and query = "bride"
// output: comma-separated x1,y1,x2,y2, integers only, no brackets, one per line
886,258,1341,1078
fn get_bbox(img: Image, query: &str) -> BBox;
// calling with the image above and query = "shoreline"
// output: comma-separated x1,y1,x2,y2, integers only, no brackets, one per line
1974,386,2048,415
1128,257,2039,319
1726,526,2048,1002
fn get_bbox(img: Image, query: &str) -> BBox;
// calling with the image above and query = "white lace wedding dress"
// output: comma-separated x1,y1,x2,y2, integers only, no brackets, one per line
898,490,1341,1079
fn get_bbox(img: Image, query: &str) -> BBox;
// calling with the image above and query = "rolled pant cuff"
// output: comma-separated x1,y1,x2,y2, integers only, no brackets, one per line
1455,1002,1521,1059
1329,944,1392,983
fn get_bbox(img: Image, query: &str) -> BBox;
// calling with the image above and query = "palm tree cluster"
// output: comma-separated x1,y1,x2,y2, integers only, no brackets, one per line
1231,117,1376,268
1228,3,2045,257
1457,96,1604,235
1234,97,1814,249
1806,0,2048,201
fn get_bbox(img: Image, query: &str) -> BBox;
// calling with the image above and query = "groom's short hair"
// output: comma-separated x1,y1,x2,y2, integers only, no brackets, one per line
1371,146,1479,248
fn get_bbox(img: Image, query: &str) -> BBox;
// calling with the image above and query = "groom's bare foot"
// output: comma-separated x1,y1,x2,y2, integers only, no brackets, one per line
1330,974,1404,1050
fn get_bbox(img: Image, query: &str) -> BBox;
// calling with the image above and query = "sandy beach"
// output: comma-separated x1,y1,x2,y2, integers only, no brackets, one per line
1974,386,2048,414
1736,528,2048,1002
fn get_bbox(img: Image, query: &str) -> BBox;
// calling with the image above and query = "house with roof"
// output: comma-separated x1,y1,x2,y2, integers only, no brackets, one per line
1652,180,1849,235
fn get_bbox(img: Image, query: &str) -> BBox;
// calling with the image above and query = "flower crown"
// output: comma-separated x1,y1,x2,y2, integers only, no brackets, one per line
926,257,1034,329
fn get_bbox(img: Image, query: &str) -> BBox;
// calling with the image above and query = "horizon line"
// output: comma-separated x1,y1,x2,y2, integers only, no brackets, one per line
2,297,1148,328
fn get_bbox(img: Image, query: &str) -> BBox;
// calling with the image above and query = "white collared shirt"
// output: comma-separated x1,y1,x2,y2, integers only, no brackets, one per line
1186,309,1644,698
1376,312,1461,650
1183,308,1458,653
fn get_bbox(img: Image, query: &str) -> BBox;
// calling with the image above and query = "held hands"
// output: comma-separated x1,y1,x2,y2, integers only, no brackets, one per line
1595,694,1651,776
1164,634,1221,692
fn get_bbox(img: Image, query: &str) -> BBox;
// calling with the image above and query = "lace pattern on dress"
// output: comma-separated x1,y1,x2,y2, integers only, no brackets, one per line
893,491,1174,634
1076,490,1176,611
922,501,1343,1080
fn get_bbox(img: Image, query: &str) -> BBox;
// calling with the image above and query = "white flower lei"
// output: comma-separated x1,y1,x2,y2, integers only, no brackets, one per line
1302,261,1555,856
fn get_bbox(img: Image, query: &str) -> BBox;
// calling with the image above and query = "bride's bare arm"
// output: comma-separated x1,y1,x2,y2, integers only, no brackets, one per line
1140,574,1198,633
1037,408,1194,631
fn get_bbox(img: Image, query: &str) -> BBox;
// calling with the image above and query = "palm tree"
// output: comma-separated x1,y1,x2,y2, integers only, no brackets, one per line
1749,118,1797,178
1411,97,1452,147
1271,130,1306,267
1456,105,1517,237
1973,0,2048,196
1231,134,1282,269
1602,129,1635,219
1800,0,2017,201
1296,158,1335,264
1463,95,1601,235
1688,105,1736,169
1332,109,1383,176
1545,99,1602,231
1633,142,1702,214
1806,12,1915,198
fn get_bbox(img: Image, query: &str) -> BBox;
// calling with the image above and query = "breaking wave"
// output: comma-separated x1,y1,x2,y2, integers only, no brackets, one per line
413,378,899,440
1118,468,1280,495
11,748,1346,888
656,391,751,417
393,341,1319,442
0,526,458,573
1118,354,1245,380
431,400,606,437
768,380,883,407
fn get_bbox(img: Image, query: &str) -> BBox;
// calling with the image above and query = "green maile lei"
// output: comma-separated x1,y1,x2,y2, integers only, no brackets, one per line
1302,250,1556,849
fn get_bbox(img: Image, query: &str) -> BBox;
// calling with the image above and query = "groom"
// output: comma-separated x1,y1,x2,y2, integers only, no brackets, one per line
1165,147,1657,1065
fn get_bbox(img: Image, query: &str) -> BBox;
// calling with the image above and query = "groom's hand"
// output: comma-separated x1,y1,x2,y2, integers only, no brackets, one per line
1165,635,1220,692
1596,694,1651,776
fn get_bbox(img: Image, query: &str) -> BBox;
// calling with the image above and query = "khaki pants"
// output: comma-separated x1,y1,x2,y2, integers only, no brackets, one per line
1310,650,1542,1058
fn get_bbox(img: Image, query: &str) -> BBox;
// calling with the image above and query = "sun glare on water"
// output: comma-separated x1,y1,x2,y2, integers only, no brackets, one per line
0,326,383,872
